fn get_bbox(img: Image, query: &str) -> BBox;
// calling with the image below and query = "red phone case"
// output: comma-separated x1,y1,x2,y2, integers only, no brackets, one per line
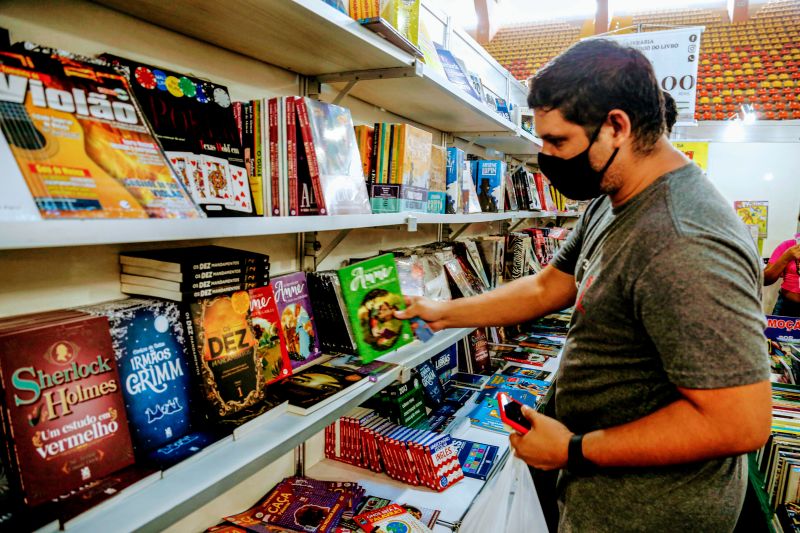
497,392,531,435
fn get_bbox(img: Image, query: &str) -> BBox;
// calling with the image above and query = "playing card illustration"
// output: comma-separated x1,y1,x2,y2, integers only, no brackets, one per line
228,165,253,213
201,155,233,205
167,151,200,201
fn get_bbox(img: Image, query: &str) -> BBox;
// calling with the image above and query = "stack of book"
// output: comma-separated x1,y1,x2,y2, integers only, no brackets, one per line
119,245,270,302
324,408,464,491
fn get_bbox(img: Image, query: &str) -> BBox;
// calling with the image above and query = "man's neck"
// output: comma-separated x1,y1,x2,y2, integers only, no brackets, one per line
609,138,690,208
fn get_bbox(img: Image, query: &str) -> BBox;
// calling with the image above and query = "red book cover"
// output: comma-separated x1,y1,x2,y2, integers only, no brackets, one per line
295,98,328,215
247,285,293,386
532,172,548,211
286,97,298,216
0,314,134,506
268,97,280,216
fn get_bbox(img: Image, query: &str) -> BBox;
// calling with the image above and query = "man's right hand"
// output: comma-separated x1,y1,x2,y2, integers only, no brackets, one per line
394,296,449,331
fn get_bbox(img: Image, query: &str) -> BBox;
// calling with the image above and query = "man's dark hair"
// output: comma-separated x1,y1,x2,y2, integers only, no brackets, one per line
528,39,665,153
662,91,678,135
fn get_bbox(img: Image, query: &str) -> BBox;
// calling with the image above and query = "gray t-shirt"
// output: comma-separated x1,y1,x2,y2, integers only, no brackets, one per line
550,163,769,532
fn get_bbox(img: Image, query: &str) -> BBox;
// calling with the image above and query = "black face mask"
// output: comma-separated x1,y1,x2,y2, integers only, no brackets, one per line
537,123,619,201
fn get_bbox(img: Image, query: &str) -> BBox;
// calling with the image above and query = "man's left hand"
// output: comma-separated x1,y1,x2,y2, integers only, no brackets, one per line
509,405,574,471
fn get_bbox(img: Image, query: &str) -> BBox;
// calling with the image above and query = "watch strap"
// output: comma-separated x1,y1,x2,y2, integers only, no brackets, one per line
567,433,593,474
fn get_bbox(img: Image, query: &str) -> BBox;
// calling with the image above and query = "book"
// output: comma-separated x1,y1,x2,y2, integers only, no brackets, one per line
182,291,268,420
416,360,445,408
267,365,368,415
337,254,415,363
449,372,489,391
0,49,200,220
270,272,323,369
0,312,135,506
435,45,481,101
468,396,508,433
430,344,458,384
461,159,481,214
451,438,500,480
103,54,254,217
355,503,433,533
119,246,270,276
474,160,505,213
395,124,432,212
295,97,371,215
418,21,445,76
445,147,464,214
306,271,358,355
463,327,491,374
427,145,447,213
78,298,195,455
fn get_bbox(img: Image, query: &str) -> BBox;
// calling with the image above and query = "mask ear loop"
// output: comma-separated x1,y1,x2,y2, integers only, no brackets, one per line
590,118,619,175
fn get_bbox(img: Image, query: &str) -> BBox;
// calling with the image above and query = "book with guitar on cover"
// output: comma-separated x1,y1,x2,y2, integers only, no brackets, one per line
0,49,200,220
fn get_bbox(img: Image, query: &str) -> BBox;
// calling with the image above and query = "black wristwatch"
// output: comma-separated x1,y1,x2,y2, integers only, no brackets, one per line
567,434,594,475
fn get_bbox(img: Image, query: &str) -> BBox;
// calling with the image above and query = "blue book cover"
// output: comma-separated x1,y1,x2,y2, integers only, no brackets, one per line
475,160,505,213
451,438,499,480
468,396,507,433
435,45,482,101
81,298,194,454
478,373,551,401
427,191,446,213
416,360,445,408
431,344,458,383
445,147,464,214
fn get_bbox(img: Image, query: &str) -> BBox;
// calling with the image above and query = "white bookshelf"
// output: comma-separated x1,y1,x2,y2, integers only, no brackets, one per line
0,211,573,250
92,0,413,75
63,327,474,532
92,0,537,153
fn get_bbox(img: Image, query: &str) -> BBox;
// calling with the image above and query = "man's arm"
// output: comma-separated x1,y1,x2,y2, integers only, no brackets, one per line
510,380,772,470
395,265,577,331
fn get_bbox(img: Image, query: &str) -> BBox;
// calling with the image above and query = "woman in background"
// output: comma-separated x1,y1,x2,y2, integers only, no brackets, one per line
765,232,800,316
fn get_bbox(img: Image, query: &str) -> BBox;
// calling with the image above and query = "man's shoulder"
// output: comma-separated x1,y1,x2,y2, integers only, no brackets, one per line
664,165,742,237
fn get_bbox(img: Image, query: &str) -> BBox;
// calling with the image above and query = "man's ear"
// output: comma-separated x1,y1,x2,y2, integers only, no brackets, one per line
605,109,632,148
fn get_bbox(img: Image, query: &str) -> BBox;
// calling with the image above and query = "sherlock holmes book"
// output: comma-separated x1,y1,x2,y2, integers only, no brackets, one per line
0,311,134,506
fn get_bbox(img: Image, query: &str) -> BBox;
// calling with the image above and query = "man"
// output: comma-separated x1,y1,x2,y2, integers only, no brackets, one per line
397,39,770,531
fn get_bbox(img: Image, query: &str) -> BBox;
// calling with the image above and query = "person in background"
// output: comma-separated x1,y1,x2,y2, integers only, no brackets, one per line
397,39,770,531
663,91,678,135
765,231,800,316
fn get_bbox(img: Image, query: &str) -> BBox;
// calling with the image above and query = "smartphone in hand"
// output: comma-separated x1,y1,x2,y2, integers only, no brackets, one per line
497,392,533,435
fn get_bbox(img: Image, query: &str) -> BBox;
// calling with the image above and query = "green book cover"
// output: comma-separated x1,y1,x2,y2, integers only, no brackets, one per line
337,253,414,363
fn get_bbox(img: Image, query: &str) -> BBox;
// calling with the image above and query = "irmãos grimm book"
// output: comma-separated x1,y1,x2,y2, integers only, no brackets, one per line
79,298,194,454
337,254,414,363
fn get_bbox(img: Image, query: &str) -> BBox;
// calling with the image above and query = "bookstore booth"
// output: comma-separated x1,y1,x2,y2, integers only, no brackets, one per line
0,0,798,532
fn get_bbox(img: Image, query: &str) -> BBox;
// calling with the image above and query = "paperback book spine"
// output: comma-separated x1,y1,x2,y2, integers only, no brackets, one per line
286,97,298,216
295,98,328,215
268,97,281,216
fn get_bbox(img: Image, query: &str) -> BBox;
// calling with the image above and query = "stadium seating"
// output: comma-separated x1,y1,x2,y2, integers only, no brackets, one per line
484,0,800,121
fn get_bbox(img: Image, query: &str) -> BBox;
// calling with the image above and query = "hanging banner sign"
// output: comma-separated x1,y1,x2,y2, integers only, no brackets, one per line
595,27,704,126
672,141,709,172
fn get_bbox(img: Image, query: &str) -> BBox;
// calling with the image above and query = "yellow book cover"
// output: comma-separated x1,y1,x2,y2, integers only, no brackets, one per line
0,51,201,219
429,145,447,192
380,123,391,184
391,123,403,184
400,124,432,190
251,99,264,215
